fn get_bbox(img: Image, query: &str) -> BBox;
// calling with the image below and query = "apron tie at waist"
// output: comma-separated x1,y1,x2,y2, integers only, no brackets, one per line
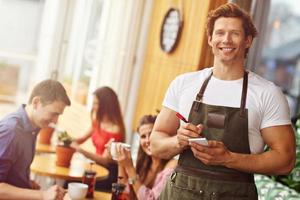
175,165,254,183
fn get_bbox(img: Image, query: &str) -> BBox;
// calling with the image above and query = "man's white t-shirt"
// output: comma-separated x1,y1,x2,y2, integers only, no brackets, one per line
163,67,291,154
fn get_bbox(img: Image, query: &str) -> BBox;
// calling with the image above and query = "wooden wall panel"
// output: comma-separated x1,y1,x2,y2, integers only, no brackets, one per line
133,0,227,129
198,0,230,68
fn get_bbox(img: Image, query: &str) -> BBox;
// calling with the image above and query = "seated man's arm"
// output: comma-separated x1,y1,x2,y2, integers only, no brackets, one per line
0,159,11,182
0,182,42,200
0,183,65,200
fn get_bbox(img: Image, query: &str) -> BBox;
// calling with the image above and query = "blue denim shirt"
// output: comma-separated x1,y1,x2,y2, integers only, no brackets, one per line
0,105,39,188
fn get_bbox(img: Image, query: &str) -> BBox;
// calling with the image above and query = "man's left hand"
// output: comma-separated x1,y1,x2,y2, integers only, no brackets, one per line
190,140,232,166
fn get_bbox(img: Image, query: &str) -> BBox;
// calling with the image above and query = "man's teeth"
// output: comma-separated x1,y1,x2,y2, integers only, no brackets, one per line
222,48,234,51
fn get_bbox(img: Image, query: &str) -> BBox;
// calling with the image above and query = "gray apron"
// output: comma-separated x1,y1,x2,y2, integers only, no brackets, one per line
160,71,258,200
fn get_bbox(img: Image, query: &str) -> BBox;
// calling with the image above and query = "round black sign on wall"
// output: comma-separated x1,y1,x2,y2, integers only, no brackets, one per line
160,8,183,54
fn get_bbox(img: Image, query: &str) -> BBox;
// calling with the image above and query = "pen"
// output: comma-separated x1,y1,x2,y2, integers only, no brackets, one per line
176,112,188,123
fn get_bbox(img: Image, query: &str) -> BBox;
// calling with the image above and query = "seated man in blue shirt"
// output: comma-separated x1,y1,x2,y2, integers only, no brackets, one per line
0,79,71,200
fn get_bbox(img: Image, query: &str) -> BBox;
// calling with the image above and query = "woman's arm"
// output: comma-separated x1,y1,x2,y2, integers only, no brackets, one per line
74,128,93,144
135,159,177,200
117,165,128,185
136,168,175,200
116,146,142,194
70,142,114,167
117,147,176,200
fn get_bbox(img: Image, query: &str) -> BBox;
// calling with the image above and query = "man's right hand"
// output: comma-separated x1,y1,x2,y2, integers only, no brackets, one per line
176,123,204,150
41,185,65,200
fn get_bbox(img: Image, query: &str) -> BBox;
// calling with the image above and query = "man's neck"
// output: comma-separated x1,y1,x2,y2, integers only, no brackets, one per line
24,105,37,128
212,59,245,80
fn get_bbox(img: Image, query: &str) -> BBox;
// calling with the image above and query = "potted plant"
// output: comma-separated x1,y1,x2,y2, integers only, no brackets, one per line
38,127,54,145
56,131,75,167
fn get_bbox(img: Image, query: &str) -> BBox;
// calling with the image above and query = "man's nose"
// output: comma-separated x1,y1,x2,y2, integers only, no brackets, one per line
223,32,232,43
51,116,59,124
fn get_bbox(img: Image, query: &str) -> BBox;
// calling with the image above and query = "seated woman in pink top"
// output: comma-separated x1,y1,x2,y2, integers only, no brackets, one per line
114,115,177,200
71,86,125,191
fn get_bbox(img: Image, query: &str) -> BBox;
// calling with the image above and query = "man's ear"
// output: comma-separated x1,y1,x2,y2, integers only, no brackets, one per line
245,35,253,48
208,36,212,47
32,96,41,109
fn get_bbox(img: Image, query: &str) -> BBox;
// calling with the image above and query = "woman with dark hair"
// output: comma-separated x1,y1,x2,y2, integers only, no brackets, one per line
71,86,125,191
114,115,177,200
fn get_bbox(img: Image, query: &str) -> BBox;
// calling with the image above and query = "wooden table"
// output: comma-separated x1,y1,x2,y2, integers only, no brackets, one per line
64,191,111,200
35,143,56,153
31,154,109,181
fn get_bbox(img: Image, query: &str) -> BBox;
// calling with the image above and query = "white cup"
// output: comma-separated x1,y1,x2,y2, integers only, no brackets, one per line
110,142,131,160
68,182,88,200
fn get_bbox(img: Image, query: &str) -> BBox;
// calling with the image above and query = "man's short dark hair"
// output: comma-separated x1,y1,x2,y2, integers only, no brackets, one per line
28,79,71,106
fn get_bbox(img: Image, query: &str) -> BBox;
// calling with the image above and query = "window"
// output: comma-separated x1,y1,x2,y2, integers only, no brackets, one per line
62,0,104,105
0,0,44,103
250,0,300,117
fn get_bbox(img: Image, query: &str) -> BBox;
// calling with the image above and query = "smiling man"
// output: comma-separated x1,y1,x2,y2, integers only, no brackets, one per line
0,79,70,200
150,3,296,200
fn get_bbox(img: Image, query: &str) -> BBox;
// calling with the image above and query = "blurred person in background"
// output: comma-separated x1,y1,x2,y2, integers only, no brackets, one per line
71,86,125,191
0,79,70,200
115,114,177,200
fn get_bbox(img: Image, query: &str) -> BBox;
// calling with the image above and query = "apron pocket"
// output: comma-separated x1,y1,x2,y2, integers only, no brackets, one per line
171,181,205,200
207,112,225,129
168,172,207,200
161,172,258,200
217,182,258,200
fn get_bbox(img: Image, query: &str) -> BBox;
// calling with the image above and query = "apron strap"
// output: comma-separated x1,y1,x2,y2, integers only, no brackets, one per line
240,71,248,117
196,71,213,101
195,70,249,116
